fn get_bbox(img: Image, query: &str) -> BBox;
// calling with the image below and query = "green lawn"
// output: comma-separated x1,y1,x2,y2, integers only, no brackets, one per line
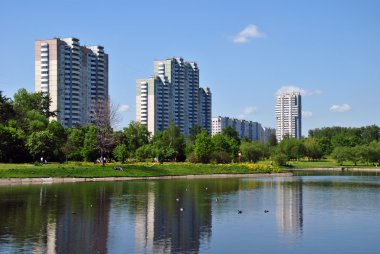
0,162,281,178
280,158,379,169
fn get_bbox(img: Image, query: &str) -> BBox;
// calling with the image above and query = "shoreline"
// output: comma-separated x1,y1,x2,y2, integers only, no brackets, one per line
0,172,292,186
289,167,380,172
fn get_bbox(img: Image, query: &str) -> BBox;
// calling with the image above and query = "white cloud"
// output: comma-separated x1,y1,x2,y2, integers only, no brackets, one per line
233,24,265,43
117,104,130,113
302,111,313,117
238,106,258,119
243,106,258,115
330,104,351,113
276,86,323,97
276,86,306,96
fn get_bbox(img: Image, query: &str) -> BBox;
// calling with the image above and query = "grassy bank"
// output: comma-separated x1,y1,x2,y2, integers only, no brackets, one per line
0,162,282,178
284,158,380,169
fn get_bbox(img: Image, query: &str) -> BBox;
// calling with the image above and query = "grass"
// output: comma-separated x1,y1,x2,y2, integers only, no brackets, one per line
0,162,282,178
276,158,380,169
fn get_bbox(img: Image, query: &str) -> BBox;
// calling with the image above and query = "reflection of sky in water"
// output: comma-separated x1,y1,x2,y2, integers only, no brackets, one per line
0,176,379,253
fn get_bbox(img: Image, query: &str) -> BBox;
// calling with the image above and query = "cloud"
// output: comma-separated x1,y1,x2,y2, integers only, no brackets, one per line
276,86,322,97
276,86,306,96
233,24,265,43
330,104,351,113
302,111,313,117
237,106,258,119
117,104,130,113
243,106,258,115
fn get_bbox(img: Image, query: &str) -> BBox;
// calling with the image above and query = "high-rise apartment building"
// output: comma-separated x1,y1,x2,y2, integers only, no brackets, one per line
211,116,264,141
136,57,211,136
275,92,301,141
35,37,108,127
199,88,212,134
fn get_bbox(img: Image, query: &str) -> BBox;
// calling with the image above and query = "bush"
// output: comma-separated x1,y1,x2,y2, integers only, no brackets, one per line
187,152,199,163
210,151,232,164
113,144,128,163
273,153,288,166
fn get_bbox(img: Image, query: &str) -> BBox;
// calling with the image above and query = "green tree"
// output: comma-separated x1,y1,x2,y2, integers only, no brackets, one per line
304,138,323,161
113,144,128,163
122,121,150,157
277,137,305,161
0,91,15,123
240,141,263,163
150,123,185,162
212,133,238,157
0,125,28,162
268,133,278,147
188,124,203,142
368,141,380,166
26,130,56,161
64,128,85,161
222,126,240,144
194,130,213,163
82,125,100,162
47,120,67,161
331,146,350,165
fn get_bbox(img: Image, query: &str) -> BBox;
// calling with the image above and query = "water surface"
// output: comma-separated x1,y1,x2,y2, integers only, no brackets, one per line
0,175,379,253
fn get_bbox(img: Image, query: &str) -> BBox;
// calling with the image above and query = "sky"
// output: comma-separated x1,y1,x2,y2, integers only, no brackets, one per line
0,0,379,135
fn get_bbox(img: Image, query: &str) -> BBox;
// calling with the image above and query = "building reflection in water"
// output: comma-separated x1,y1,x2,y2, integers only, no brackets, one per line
276,178,303,238
133,181,213,253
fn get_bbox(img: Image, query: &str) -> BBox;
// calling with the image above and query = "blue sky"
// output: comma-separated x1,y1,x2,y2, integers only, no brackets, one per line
1,0,379,135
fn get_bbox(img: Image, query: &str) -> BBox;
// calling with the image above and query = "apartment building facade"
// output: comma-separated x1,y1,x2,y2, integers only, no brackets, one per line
211,116,265,141
275,92,302,141
136,57,211,135
35,37,108,127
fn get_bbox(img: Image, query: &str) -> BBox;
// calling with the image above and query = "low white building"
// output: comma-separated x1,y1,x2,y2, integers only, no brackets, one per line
212,116,273,141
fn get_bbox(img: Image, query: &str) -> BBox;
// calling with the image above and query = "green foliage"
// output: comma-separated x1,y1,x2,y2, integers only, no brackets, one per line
113,144,128,163
150,123,186,162
135,144,154,162
277,137,305,161
194,130,213,163
121,121,150,157
331,146,350,165
82,125,100,162
64,128,85,161
240,141,263,163
222,126,240,144
303,138,323,161
309,125,380,155
211,133,238,160
0,91,15,123
26,130,56,160
268,133,277,146
210,151,232,164
272,152,288,166
0,125,28,162
188,124,203,142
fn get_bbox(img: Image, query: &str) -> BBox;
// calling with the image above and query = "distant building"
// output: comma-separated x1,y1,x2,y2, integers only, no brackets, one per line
275,92,302,141
136,57,211,135
212,116,266,141
35,37,108,127
260,127,277,142
199,87,212,134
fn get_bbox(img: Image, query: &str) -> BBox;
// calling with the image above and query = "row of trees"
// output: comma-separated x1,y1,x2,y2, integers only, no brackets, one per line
2,89,380,165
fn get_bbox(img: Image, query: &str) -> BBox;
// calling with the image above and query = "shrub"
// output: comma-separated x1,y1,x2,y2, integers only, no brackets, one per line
187,152,199,163
210,151,232,164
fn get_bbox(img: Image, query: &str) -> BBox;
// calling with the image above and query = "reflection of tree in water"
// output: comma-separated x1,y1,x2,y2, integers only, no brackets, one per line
276,178,303,238
0,182,114,253
0,178,260,253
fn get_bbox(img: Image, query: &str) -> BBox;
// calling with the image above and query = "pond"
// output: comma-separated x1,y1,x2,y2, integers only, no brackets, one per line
0,174,379,253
